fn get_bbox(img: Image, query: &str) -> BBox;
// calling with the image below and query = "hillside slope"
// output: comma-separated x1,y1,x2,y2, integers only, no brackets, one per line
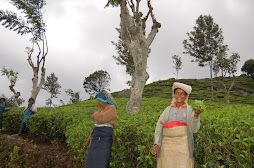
113,75,254,104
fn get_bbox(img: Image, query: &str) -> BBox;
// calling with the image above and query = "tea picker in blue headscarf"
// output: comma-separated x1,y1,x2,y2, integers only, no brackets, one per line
83,90,118,168
18,97,37,136
0,97,9,129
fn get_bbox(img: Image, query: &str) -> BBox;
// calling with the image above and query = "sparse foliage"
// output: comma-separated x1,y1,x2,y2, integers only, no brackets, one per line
83,70,111,96
172,55,183,79
112,28,151,86
1,67,21,107
0,0,48,101
42,73,61,107
112,34,134,76
214,52,240,103
183,14,228,101
65,89,81,104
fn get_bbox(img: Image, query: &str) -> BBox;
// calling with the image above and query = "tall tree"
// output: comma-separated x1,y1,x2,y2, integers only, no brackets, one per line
106,0,161,114
1,67,21,107
42,73,61,107
214,52,240,103
183,14,228,102
83,70,111,97
241,59,254,80
0,0,48,102
172,55,183,79
65,89,81,104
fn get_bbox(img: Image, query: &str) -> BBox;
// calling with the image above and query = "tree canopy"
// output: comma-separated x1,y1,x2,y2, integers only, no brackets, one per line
183,14,228,101
83,70,111,96
42,73,61,107
183,15,228,67
241,59,254,80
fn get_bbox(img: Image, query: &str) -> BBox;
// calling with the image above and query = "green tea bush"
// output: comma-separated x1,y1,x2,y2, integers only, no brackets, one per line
2,107,25,133
2,97,254,167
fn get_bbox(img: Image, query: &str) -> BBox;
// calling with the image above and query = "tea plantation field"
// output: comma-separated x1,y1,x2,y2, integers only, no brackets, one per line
2,97,254,167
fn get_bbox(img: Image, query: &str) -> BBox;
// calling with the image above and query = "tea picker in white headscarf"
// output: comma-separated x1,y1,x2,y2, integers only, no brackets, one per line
151,82,203,168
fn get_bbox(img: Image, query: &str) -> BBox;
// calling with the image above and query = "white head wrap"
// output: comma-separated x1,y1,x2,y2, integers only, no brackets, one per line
171,82,192,105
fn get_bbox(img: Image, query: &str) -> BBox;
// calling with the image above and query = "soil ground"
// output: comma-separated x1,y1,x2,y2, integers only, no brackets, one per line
0,133,83,168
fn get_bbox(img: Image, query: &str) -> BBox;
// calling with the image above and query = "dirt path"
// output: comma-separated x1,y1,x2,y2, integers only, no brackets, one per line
0,134,83,168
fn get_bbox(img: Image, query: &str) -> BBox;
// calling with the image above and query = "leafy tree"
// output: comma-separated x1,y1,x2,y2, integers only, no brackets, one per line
0,94,24,107
42,73,61,107
241,59,254,80
83,70,111,96
172,55,183,79
183,14,228,102
214,52,240,103
106,0,161,114
1,67,21,107
65,89,81,104
0,0,48,102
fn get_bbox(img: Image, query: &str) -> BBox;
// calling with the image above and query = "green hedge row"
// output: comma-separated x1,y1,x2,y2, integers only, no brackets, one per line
2,98,254,167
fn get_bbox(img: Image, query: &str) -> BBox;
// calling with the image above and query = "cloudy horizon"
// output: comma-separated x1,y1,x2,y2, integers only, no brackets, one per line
0,0,253,107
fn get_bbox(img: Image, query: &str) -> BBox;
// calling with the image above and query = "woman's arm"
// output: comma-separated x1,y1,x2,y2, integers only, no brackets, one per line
153,107,170,151
83,132,92,149
188,105,201,133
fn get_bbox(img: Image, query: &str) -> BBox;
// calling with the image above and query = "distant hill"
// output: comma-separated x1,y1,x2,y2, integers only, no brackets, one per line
113,75,254,104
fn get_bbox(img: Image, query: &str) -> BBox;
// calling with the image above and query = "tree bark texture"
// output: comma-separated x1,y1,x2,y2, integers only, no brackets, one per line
221,75,235,104
31,66,46,102
28,37,48,102
119,0,160,114
9,84,20,107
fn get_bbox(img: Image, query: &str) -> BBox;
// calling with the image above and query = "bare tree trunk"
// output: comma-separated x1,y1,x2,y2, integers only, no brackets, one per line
31,66,45,102
28,34,48,103
126,47,149,114
210,63,214,102
225,90,230,104
9,84,20,107
119,0,160,114
221,75,235,104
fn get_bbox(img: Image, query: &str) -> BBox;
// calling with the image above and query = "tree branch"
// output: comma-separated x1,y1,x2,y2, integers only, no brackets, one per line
120,0,134,48
9,84,16,94
146,0,161,46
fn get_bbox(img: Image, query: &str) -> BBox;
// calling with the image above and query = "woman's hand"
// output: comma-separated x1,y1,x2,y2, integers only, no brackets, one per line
151,144,159,155
83,140,90,149
90,109,96,114
194,107,203,119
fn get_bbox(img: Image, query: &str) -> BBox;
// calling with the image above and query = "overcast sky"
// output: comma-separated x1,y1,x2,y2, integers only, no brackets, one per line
0,0,253,107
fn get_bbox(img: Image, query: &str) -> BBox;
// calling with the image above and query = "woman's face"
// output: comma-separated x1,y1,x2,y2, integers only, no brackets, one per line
174,88,187,104
28,99,34,105
97,100,106,107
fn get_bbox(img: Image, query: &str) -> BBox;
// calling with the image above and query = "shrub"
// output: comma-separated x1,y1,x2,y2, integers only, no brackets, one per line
3,98,254,167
